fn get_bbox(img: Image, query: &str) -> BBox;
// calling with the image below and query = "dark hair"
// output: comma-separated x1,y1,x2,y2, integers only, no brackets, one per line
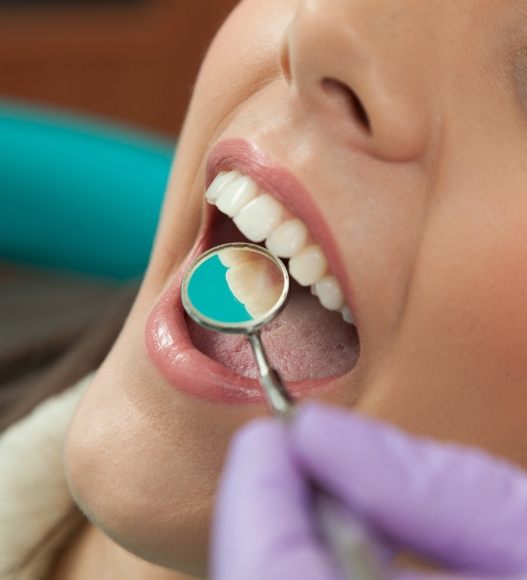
1,262,140,576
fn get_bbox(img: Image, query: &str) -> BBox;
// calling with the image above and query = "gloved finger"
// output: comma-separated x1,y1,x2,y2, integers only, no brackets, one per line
391,569,527,580
390,570,516,580
211,418,342,580
290,403,527,577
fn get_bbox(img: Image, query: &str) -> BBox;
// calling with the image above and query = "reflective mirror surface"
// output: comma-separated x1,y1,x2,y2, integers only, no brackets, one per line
181,243,289,333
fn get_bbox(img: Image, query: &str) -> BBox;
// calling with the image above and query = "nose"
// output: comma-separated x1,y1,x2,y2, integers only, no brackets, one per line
281,0,434,162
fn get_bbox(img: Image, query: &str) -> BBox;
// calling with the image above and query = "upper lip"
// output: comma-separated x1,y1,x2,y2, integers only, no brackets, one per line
205,137,358,327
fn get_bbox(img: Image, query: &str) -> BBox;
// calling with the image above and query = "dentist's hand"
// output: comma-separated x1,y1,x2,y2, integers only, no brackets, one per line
211,403,527,580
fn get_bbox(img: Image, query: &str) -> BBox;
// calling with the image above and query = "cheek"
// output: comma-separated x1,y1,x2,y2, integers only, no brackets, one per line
360,184,527,462
63,349,222,576
419,190,527,378
144,0,295,288
193,0,295,120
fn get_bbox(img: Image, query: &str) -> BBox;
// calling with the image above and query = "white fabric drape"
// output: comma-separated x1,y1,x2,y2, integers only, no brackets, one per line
0,373,93,580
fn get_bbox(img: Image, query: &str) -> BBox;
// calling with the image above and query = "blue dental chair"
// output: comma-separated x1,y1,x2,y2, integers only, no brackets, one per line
0,100,175,281
0,101,177,423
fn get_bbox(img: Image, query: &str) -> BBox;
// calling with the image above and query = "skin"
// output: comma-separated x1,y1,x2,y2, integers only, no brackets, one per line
59,0,527,578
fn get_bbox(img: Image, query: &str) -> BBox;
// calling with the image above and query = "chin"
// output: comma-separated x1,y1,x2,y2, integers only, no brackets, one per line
63,334,219,578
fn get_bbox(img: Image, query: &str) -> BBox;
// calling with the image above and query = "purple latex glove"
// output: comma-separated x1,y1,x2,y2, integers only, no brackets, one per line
211,403,527,580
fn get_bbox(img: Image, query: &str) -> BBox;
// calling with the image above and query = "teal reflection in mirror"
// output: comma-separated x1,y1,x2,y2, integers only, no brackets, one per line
182,243,289,332
188,253,252,323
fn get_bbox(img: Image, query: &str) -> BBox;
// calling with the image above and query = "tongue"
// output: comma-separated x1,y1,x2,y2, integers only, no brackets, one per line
187,279,359,381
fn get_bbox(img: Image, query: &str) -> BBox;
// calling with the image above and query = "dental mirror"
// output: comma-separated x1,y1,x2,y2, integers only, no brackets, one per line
181,242,294,415
183,242,386,580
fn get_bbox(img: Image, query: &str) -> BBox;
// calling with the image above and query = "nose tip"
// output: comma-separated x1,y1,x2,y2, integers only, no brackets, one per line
281,0,433,163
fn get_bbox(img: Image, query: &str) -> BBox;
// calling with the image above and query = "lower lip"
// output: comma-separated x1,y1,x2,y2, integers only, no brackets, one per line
144,208,339,405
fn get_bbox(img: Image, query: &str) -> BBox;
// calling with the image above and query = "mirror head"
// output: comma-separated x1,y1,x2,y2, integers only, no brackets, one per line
181,242,289,334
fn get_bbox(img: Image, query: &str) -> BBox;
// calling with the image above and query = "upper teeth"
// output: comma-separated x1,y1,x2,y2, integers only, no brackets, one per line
205,170,354,325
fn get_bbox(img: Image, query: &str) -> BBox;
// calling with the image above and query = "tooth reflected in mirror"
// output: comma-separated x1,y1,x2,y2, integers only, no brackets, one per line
182,243,289,332
218,247,285,319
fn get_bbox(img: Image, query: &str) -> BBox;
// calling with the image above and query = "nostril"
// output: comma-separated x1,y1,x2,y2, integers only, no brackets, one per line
279,41,293,84
321,77,371,133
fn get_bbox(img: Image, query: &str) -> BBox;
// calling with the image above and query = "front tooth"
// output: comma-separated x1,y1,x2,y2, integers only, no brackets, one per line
218,247,254,267
314,275,345,311
216,175,258,217
265,218,308,258
341,305,354,325
205,171,240,203
233,194,283,242
289,245,327,286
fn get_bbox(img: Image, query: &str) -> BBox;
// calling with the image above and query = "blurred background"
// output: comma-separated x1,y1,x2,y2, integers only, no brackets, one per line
0,0,238,279
0,0,237,136
0,1,239,399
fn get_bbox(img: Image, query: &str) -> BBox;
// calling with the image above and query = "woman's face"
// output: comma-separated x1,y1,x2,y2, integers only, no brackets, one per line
64,0,527,576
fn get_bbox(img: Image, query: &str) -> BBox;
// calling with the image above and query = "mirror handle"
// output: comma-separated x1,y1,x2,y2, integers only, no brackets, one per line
247,332,294,417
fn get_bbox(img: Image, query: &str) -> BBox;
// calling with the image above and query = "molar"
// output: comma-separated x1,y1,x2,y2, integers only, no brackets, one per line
341,305,354,325
314,275,345,311
288,245,327,286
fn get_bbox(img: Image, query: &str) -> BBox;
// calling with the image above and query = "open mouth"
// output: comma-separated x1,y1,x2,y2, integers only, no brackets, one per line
185,210,360,381
145,139,361,403
188,176,360,382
